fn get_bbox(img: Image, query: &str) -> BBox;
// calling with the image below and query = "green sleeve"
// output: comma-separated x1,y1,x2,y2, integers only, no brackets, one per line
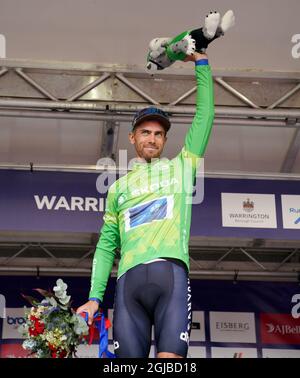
184,64,215,156
88,186,120,302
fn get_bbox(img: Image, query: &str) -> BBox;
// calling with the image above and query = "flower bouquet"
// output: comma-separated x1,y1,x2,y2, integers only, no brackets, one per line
19,279,89,358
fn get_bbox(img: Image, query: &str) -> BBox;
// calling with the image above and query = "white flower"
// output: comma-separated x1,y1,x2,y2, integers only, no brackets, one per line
53,279,67,293
53,279,70,305
57,295,71,305
18,323,29,336
22,339,37,350
57,291,68,300
54,289,65,298
36,349,44,358
49,297,57,307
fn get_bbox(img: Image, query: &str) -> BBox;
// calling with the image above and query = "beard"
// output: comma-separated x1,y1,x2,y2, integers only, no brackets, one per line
141,146,161,162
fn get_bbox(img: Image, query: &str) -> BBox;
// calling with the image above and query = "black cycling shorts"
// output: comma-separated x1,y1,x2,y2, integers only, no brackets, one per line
112,259,192,358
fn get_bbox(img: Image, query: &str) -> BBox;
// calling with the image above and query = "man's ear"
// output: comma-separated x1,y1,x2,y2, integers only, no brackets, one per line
128,132,135,145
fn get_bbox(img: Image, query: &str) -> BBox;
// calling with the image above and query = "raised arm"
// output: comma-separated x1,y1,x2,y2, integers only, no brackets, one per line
184,52,215,157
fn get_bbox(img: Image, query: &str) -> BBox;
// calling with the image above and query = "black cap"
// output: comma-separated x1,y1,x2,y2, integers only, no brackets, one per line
132,107,171,133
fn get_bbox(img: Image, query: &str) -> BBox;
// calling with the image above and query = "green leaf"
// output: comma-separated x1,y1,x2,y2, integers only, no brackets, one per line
33,288,54,298
21,294,39,306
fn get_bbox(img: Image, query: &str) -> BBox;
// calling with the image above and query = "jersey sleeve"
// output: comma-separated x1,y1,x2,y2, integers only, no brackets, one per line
88,185,120,302
184,61,215,157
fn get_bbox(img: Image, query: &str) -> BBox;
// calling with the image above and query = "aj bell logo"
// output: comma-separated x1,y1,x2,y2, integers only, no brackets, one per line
292,34,300,59
266,323,300,335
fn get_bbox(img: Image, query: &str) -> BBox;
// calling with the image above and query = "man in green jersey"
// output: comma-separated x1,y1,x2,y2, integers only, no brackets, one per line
77,51,214,358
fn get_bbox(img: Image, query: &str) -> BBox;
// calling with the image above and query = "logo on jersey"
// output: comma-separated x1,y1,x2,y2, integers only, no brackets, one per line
124,196,174,231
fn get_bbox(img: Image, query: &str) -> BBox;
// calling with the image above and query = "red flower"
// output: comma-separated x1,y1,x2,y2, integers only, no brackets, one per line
28,320,44,337
29,327,39,337
48,343,56,351
34,320,45,334
59,350,67,358
48,344,67,358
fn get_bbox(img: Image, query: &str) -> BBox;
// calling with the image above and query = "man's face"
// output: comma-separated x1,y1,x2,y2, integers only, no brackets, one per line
129,121,167,163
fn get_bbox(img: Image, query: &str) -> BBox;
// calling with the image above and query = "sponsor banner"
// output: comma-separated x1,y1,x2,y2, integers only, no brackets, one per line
2,308,27,339
187,346,206,358
107,309,114,341
0,294,6,319
0,170,105,233
211,347,258,358
209,312,256,343
190,311,205,342
1,277,300,358
76,344,99,358
221,193,277,228
262,348,300,358
260,313,300,345
76,344,156,358
0,170,300,239
281,195,300,229
76,344,118,358
291,294,300,319
0,343,30,358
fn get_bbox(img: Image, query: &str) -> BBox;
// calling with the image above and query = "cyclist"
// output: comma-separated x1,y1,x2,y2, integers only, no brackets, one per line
77,51,214,358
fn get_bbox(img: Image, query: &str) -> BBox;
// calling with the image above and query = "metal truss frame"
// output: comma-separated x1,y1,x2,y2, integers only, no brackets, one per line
0,59,299,174
0,242,299,282
0,60,299,116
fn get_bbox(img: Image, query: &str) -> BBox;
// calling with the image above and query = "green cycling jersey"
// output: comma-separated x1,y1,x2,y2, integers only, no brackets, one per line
89,63,214,302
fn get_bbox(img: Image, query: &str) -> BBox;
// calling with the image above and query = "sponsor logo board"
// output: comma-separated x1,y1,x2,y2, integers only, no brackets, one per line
281,195,300,229
190,311,205,342
210,312,256,343
262,348,300,358
2,308,27,339
211,347,258,358
221,193,277,228
187,346,206,358
260,313,300,345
